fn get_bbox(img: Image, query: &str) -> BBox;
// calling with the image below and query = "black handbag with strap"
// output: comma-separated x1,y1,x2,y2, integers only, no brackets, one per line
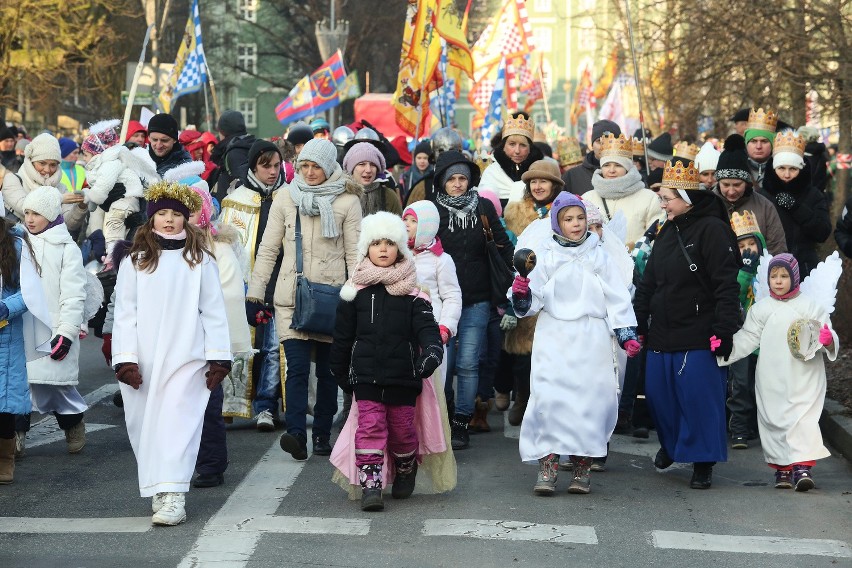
289,214,341,336
479,202,514,306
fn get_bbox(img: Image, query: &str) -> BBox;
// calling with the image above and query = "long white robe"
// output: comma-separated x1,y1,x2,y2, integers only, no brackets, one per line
112,251,231,497
720,294,837,465
516,232,637,462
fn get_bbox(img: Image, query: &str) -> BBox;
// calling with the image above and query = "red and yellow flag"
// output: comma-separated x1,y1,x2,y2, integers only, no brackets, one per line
592,46,619,100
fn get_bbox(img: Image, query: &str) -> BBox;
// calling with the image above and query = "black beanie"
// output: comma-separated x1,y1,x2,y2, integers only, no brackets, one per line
0,126,14,142
714,134,752,183
647,133,673,161
147,114,179,141
413,139,432,158
287,123,314,146
591,120,621,143
218,110,247,137
729,108,750,122
248,139,281,171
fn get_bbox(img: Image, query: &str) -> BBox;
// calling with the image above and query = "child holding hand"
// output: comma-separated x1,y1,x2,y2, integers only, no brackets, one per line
329,212,444,512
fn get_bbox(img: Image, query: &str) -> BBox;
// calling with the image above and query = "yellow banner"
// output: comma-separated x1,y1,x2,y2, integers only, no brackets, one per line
158,16,196,114
393,0,442,136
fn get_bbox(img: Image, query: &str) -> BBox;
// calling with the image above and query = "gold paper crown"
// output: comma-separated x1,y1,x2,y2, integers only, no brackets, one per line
746,108,779,133
502,114,535,141
662,160,700,190
144,180,203,212
673,141,700,161
773,130,806,157
632,137,646,156
599,133,633,160
730,210,761,238
557,136,583,166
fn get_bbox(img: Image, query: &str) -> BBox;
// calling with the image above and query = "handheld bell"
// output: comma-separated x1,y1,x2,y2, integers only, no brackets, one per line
513,248,537,278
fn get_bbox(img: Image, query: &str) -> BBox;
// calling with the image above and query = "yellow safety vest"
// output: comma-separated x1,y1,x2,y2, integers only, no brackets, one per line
60,164,86,193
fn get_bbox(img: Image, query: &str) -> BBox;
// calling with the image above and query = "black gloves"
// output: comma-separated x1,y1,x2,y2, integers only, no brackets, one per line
740,249,759,275
715,335,734,361
245,298,273,327
775,192,796,210
415,345,443,379
49,335,73,361
116,363,143,389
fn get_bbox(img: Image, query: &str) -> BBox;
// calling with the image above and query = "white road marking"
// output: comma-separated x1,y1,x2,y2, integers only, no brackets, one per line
652,531,852,558
423,519,598,544
27,422,115,449
239,515,370,535
0,516,150,533
83,383,119,405
502,412,521,439
177,439,309,568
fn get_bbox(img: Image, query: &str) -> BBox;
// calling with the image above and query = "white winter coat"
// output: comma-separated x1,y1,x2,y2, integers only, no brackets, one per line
25,223,87,386
412,247,462,336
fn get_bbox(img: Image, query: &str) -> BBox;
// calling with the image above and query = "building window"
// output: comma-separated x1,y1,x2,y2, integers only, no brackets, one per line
534,0,552,10
238,98,257,128
237,43,257,75
534,27,552,52
239,0,258,22
578,19,596,52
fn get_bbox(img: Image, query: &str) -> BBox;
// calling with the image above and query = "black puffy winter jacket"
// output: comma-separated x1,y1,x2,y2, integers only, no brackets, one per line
633,193,742,352
330,284,442,406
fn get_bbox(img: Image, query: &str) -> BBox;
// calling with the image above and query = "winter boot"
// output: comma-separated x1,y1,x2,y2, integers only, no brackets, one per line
359,464,384,511
614,410,632,435
793,465,815,492
690,462,713,489
568,456,592,494
533,454,559,495
469,397,492,433
152,492,187,526
391,453,418,499
774,469,793,489
654,447,674,470
507,397,527,427
65,420,86,454
494,391,511,411
0,437,15,484
450,414,470,450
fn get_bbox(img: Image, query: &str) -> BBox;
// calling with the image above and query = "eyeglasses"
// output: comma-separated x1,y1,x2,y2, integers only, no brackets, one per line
657,195,681,205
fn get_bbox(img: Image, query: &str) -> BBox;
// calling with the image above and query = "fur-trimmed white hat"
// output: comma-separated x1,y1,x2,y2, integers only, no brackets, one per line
23,185,63,222
340,212,413,301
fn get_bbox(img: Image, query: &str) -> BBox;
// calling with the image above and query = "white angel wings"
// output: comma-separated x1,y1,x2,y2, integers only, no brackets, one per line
754,250,843,314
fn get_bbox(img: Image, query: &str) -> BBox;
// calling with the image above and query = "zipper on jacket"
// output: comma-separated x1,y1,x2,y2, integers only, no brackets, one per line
371,293,375,324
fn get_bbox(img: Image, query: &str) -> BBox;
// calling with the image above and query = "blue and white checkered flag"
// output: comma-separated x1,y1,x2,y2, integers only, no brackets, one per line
481,59,506,148
175,0,206,95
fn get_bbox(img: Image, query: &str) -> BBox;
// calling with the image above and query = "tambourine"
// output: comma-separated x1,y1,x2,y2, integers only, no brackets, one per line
787,319,823,361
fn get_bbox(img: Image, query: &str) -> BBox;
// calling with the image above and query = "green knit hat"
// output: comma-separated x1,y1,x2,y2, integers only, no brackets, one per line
744,128,775,145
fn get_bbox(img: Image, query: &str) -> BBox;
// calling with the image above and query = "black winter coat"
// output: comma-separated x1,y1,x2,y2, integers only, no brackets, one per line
211,134,255,201
758,163,831,277
561,151,598,196
492,141,544,182
835,196,852,259
633,193,742,351
330,284,442,406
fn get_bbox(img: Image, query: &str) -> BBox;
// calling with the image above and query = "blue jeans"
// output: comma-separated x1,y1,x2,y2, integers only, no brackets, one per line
477,308,502,401
282,339,338,441
252,317,281,416
444,301,490,417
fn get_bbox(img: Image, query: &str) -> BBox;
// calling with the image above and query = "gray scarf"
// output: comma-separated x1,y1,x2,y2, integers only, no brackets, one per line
436,190,479,232
360,181,386,216
288,166,348,238
590,167,646,199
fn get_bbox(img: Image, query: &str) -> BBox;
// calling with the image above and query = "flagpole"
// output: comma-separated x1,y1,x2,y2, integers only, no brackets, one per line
408,10,437,191
203,79,211,132
624,0,650,177
120,25,154,142
202,52,221,123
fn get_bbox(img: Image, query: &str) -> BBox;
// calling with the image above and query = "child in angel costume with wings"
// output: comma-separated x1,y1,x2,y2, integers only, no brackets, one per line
713,252,841,492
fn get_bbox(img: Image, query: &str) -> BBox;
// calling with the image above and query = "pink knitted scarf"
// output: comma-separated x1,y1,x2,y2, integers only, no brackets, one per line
350,256,419,296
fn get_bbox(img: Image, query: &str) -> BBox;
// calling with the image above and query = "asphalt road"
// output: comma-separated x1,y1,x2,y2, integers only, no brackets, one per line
0,338,850,568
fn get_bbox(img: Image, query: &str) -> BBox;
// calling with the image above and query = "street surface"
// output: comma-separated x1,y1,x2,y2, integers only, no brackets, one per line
1,339,850,567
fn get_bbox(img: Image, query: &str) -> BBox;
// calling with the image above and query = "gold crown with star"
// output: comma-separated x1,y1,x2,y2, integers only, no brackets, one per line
662,159,700,190
746,108,779,132
501,113,535,140
600,133,634,160
773,130,806,157
557,136,583,166
632,137,646,156
673,141,700,161
730,210,761,238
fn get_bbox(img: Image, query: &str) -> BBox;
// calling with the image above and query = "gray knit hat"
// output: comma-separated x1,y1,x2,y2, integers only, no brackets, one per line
297,138,338,178
439,162,471,189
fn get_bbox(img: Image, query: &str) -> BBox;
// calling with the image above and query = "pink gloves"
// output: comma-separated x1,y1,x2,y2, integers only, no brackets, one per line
709,336,722,351
512,275,530,296
439,325,451,345
624,339,642,358
819,324,833,347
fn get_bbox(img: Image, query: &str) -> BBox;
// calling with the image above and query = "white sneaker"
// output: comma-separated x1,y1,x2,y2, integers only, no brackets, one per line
255,410,275,432
152,492,165,513
14,432,25,458
151,493,186,526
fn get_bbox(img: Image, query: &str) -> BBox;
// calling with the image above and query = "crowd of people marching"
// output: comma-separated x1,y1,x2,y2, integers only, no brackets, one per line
0,106,847,524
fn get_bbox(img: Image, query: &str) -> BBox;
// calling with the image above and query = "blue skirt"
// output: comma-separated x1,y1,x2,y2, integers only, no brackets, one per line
645,350,727,463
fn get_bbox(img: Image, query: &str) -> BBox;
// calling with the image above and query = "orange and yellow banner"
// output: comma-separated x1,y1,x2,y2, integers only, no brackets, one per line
393,0,442,136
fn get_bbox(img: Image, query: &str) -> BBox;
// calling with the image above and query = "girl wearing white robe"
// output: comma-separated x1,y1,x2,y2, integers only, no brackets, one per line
112,181,231,525
511,192,640,495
